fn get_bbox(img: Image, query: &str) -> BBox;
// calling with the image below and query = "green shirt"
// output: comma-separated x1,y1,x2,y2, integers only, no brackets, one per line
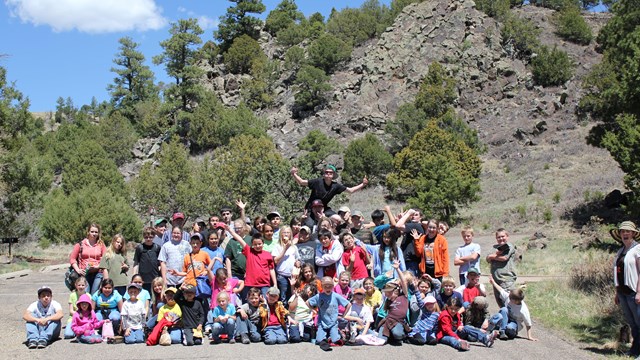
224,237,247,279
99,253,130,288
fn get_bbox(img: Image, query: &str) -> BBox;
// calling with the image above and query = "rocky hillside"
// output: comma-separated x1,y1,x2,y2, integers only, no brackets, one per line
183,1,623,229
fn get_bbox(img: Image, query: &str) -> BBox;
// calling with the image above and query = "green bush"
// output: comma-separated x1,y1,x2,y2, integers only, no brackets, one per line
264,0,304,36
326,7,379,47
40,185,142,244
224,34,267,74
555,7,593,45
532,45,574,86
97,112,138,166
385,102,429,153
343,133,393,186
293,65,332,112
415,62,458,119
474,0,511,19
297,129,343,169
62,139,127,197
387,121,481,223
284,45,306,73
242,59,280,110
501,14,541,60
308,34,352,74
134,98,169,138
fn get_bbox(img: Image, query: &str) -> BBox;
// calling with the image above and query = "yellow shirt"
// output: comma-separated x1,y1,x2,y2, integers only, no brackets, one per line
365,289,382,310
158,302,182,322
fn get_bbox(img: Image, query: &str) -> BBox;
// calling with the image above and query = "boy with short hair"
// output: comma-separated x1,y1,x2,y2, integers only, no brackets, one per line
454,227,481,286
236,287,263,344
134,227,162,293
23,286,64,349
315,229,344,279
259,286,289,345
307,277,352,351
176,284,205,346
488,276,536,341
457,268,486,308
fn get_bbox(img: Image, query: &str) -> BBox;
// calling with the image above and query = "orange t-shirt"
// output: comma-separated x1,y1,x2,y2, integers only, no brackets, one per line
183,251,211,286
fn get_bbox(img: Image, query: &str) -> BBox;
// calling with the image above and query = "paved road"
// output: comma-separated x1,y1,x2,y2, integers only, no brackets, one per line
2,263,601,359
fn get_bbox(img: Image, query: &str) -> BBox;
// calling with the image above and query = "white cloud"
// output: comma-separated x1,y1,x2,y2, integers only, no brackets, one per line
5,0,168,33
196,16,218,31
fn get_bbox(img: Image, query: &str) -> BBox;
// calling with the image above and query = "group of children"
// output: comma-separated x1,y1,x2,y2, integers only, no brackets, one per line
25,219,535,351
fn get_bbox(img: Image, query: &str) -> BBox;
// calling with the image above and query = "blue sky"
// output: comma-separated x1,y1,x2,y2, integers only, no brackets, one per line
1,0,392,112
1,0,606,112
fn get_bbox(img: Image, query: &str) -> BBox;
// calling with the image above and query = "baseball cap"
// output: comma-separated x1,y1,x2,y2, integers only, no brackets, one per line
338,206,351,213
267,286,280,296
351,210,363,218
183,284,196,293
190,233,203,242
311,199,324,208
37,286,52,296
300,226,311,233
165,287,178,294
267,211,281,220
127,283,142,291
154,218,167,226
467,267,480,275
353,288,365,295
172,212,185,221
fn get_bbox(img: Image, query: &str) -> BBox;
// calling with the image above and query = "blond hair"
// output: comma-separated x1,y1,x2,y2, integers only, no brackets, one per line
104,233,127,259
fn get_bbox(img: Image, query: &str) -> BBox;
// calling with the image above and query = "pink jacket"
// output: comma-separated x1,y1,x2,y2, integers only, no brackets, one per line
71,294,104,336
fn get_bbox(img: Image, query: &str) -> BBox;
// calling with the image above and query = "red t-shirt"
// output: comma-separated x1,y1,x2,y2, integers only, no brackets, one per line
463,285,482,303
242,245,274,287
267,304,280,326
341,247,368,280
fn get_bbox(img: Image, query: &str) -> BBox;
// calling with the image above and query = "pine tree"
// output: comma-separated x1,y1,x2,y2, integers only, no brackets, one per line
215,0,266,52
108,37,158,122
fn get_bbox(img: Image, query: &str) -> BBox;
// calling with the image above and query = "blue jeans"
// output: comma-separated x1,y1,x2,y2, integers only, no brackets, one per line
235,319,261,342
408,331,437,345
276,274,291,305
619,290,640,355
64,319,75,339
124,328,144,344
377,323,405,342
86,271,103,295
26,321,61,344
211,319,236,341
460,325,489,344
264,325,288,344
289,321,313,343
317,323,340,343
490,307,518,338
440,335,464,349
77,333,102,344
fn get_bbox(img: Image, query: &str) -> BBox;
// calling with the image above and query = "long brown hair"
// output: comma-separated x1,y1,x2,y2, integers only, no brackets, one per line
379,228,400,264
86,223,105,246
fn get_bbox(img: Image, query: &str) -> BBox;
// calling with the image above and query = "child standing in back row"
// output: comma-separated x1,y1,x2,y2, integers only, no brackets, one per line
454,227,481,286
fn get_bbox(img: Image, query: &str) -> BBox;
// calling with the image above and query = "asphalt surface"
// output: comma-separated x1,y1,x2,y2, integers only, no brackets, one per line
0,232,601,359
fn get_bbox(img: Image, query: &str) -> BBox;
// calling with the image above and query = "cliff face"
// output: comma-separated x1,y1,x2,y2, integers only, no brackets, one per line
199,0,622,227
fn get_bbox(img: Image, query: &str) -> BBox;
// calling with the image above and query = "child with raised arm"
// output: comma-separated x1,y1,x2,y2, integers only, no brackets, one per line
454,226,481,285
307,277,352,351
228,225,277,299
340,232,369,287
288,283,318,343
489,275,537,341
24,286,64,348
376,261,409,345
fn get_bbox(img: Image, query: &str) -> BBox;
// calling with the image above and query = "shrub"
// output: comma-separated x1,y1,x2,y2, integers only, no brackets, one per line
242,59,280,110
531,45,574,86
264,0,304,36
343,133,393,186
555,7,593,45
307,34,352,74
387,121,481,223
415,62,458,119
501,14,541,60
474,0,511,19
62,139,126,197
386,103,429,153
40,185,142,244
134,98,169,138
297,129,343,170
293,65,332,112
326,7,378,47
570,252,613,296
97,112,138,166
284,45,306,73
224,34,267,74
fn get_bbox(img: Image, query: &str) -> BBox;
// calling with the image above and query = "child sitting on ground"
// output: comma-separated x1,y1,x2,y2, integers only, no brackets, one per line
437,276,462,310
71,293,105,344
260,286,290,345
344,288,374,341
92,278,123,335
406,291,439,346
457,268,486,308
236,287,263,344
376,261,409,345
209,291,237,344
489,276,537,341
436,297,470,351
288,283,318,343
121,283,147,344
146,287,182,345
308,276,352,351
64,276,87,339
460,296,497,347
176,284,205,346
24,286,64,348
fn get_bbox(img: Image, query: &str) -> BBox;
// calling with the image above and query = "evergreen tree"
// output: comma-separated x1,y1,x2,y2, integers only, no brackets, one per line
108,37,158,122
224,34,267,74
153,19,205,115
343,133,393,186
415,62,458,119
293,65,332,113
215,0,266,51
297,129,343,170
265,0,304,36
308,33,352,74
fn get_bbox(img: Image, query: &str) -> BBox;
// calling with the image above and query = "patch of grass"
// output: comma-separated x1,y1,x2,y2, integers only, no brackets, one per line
517,234,580,276
543,207,553,223
553,192,561,204
527,182,535,195
515,204,527,219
